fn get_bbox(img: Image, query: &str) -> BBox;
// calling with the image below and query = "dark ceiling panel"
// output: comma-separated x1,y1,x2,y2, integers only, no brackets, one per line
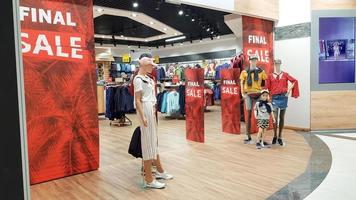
94,15,163,38
93,0,233,46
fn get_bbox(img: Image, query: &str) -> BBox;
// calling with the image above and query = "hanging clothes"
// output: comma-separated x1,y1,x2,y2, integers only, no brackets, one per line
105,86,135,120
178,85,186,115
166,91,180,115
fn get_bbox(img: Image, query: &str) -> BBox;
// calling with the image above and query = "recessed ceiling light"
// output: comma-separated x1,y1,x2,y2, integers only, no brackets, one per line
149,21,154,25
133,2,139,8
96,8,104,12
191,18,195,22
178,10,184,15
145,39,148,42
131,13,138,17
163,27,167,31
125,37,128,40
174,33,178,36
120,35,124,38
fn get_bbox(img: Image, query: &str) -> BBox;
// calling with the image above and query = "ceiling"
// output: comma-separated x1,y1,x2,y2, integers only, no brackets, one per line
93,0,233,47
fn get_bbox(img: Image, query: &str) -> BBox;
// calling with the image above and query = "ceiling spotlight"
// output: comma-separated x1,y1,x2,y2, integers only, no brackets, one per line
133,2,139,8
191,18,195,22
120,35,124,38
206,28,210,32
174,33,178,36
158,36,162,39
163,27,167,31
199,40,203,43
125,37,128,40
144,39,148,42
96,8,104,12
217,35,221,39
149,21,154,25
178,10,184,16
211,31,214,34
131,13,138,17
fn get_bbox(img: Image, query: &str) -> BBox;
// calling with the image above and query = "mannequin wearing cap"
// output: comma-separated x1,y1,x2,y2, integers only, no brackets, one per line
266,59,299,146
239,54,267,144
254,89,275,149
134,53,173,189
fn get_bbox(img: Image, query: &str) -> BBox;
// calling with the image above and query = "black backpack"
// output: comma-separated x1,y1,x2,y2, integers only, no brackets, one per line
128,126,142,158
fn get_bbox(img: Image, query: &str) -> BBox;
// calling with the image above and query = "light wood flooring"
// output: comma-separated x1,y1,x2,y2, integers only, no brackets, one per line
31,106,311,200
311,90,356,130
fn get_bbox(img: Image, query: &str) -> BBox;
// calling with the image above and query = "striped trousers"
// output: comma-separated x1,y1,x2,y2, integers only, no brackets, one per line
138,101,158,161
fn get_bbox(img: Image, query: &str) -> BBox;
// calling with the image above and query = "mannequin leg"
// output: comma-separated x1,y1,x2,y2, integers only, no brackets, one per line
278,109,287,138
246,110,252,139
143,160,154,183
273,109,279,138
153,155,164,173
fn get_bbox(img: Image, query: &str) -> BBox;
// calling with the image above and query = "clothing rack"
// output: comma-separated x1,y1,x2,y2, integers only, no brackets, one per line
105,83,134,127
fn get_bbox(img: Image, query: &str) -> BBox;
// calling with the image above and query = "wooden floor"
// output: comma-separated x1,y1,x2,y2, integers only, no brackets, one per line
311,90,356,130
31,106,311,200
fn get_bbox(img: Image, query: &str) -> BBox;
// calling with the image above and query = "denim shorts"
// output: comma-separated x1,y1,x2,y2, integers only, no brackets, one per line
245,93,260,110
272,94,288,110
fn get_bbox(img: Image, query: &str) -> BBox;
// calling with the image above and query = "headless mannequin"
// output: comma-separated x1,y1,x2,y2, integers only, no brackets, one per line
272,63,293,140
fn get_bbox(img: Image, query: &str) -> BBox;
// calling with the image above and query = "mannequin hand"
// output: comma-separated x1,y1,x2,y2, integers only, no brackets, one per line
142,117,148,127
242,93,247,99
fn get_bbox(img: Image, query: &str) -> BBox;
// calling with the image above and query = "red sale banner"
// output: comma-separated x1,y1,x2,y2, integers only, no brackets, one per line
185,68,205,143
221,69,241,134
242,16,274,133
242,16,274,74
20,0,99,184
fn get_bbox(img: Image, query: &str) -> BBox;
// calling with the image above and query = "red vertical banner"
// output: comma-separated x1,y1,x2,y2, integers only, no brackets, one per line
20,0,99,184
221,69,241,134
242,16,274,133
242,16,274,74
185,68,205,143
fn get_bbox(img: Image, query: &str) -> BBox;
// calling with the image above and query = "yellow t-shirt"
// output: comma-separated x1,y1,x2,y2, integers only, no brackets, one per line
240,69,267,94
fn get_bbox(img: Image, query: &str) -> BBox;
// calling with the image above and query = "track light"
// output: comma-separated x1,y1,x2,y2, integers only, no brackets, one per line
206,27,210,32
178,10,184,16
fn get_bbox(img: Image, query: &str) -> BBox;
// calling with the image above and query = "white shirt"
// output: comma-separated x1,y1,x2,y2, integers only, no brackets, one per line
134,75,157,107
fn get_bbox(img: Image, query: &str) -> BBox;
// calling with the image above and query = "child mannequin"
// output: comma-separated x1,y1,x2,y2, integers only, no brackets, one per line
254,89,275,149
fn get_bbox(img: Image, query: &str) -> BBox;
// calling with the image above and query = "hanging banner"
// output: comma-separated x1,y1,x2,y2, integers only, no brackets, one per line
242,16,274,133
221,68,241,134
20,0,99,184
185,68,205,143
242,16,274,74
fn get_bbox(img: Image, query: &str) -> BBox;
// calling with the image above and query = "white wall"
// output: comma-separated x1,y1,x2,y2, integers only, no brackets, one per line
277,0,311,27
275,38,311,128
275,0,311,129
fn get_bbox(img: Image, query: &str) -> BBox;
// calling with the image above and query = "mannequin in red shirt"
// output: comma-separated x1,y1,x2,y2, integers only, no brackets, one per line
266,59,299,146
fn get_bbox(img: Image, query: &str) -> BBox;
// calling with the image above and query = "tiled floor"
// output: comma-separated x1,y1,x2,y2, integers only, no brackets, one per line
304,134,356,200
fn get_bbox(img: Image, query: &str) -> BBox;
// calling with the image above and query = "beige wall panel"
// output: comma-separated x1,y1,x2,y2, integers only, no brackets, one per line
312,0,356,10
234,0,279,21
311,90,356,130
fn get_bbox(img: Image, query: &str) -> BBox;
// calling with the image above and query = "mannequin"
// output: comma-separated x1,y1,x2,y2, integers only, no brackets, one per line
240,54,267,144
266,59,299,146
